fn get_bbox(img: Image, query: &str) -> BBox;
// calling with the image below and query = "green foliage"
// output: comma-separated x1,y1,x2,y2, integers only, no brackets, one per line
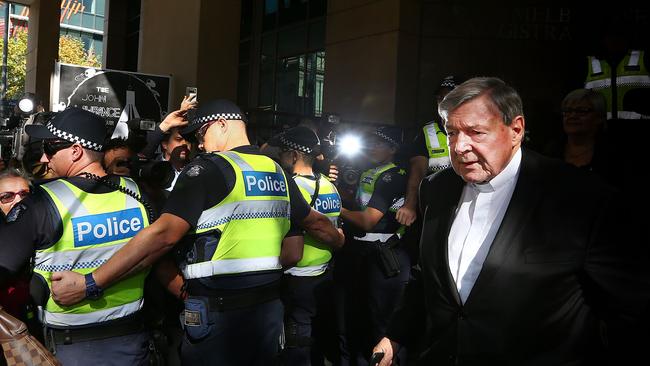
0,29,28,99
0,29,101,100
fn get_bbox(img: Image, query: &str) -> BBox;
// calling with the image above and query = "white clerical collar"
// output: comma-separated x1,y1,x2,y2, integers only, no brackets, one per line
471,148,522,193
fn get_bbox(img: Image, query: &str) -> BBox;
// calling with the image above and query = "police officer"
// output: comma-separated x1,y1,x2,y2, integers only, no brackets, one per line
396,76,456,227
49,99,345,365
0,108,153,365
337,126,410,365
584,24,650,120
268,126,343,365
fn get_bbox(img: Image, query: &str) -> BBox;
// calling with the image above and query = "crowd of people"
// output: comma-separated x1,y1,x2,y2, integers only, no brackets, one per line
0,74,648,366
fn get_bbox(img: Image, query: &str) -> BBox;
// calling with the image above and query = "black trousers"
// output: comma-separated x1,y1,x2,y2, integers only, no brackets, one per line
333,239,411,366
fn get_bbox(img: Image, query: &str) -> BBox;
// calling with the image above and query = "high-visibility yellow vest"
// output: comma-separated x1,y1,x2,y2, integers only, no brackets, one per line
585,50,650,119
355,163,406,239
285,174,340,277
181,151,291,279
33,177,150,327
423,122,451,173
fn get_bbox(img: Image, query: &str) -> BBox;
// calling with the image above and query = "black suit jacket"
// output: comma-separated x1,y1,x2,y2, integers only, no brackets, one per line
387,149,649,366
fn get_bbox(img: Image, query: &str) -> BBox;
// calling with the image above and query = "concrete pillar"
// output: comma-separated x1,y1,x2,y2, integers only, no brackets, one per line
196,0,241,102
138,0,201,108
138,0,241,109
24,0,60,109
323,0,420,126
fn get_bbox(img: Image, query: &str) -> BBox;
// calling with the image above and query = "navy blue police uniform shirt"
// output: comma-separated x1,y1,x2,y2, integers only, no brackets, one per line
162,145,312,290
408,127,431,160
364,166,407,234
0,176,153,285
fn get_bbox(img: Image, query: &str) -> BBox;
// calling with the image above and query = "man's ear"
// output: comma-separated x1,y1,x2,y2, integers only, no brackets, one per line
510,115,525,145
71,144,84,162
218,118,228,132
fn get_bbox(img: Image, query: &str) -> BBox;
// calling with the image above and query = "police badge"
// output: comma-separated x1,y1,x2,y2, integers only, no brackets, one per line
185,165,203,178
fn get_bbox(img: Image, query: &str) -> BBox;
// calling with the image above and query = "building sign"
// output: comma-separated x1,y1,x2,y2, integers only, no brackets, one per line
52,63,171,126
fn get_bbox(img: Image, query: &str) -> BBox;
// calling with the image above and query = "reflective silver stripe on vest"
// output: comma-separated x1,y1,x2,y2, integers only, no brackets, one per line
41,298,143,327
196,199,290,231
617,74,650,87
586,75,650,90
425,124,442,148
34,245,122,272
358,192,371,208
181,256,281,279
43,178,142,211
353,232,399,242
43,180,89,216
629,50,640,67
585,78,610,90
429,156,451,172
615,111,648,119
285,263,328,277
590,56,602,74
294,177,315,195
221,151,284,174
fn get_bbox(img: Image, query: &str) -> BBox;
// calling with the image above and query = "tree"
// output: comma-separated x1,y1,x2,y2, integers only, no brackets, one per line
0,29,101,100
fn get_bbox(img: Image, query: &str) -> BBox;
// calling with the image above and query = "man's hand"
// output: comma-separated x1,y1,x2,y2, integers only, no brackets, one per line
327,164,339,182
51,271,86,306
180,95,198,111
372,337,399,366
159,109,189,133
396,205,417,226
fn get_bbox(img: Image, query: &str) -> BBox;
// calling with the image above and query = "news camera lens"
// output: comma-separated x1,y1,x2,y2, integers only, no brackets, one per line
342,168,360,186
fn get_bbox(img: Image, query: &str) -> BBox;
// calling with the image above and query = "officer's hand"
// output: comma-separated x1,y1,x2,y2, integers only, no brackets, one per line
159,109,189,133
336,228,345,248
372,337,398,366
51,271,86,306
396,206,417,226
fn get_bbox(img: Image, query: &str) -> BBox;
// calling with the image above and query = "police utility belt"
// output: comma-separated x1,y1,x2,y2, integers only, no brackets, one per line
354,233,403,278
46,312,144,346
183,280,279,314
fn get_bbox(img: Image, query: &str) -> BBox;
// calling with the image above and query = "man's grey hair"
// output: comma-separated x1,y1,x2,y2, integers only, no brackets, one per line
438,77,524,126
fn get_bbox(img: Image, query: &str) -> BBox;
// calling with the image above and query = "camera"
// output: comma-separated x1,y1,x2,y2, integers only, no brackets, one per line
314,128,363,188
128,156,175,190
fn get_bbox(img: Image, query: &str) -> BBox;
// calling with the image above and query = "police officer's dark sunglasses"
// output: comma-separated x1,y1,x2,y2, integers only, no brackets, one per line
42,139,75,157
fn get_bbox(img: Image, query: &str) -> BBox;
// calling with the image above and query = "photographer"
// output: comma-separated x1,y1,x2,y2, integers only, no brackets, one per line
336,126,410,365
140,96,195,191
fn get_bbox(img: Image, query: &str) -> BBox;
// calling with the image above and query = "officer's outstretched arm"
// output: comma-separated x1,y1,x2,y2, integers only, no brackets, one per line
301,209,345,249
340,206,384,232
280,235,304,267
96,213,190,284
51,213,190,306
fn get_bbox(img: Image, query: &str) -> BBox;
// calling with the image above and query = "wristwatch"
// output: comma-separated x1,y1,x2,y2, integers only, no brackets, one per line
84,273,104,300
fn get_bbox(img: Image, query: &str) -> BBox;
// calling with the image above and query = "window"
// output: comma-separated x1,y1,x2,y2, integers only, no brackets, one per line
238,0,327,141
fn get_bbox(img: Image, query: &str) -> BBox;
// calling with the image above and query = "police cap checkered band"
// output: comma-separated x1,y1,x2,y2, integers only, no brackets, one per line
25,107,107,151
45,121,103,151
374,127,401,147
267,126,320,155
280,135,313,154
181,99,245,135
